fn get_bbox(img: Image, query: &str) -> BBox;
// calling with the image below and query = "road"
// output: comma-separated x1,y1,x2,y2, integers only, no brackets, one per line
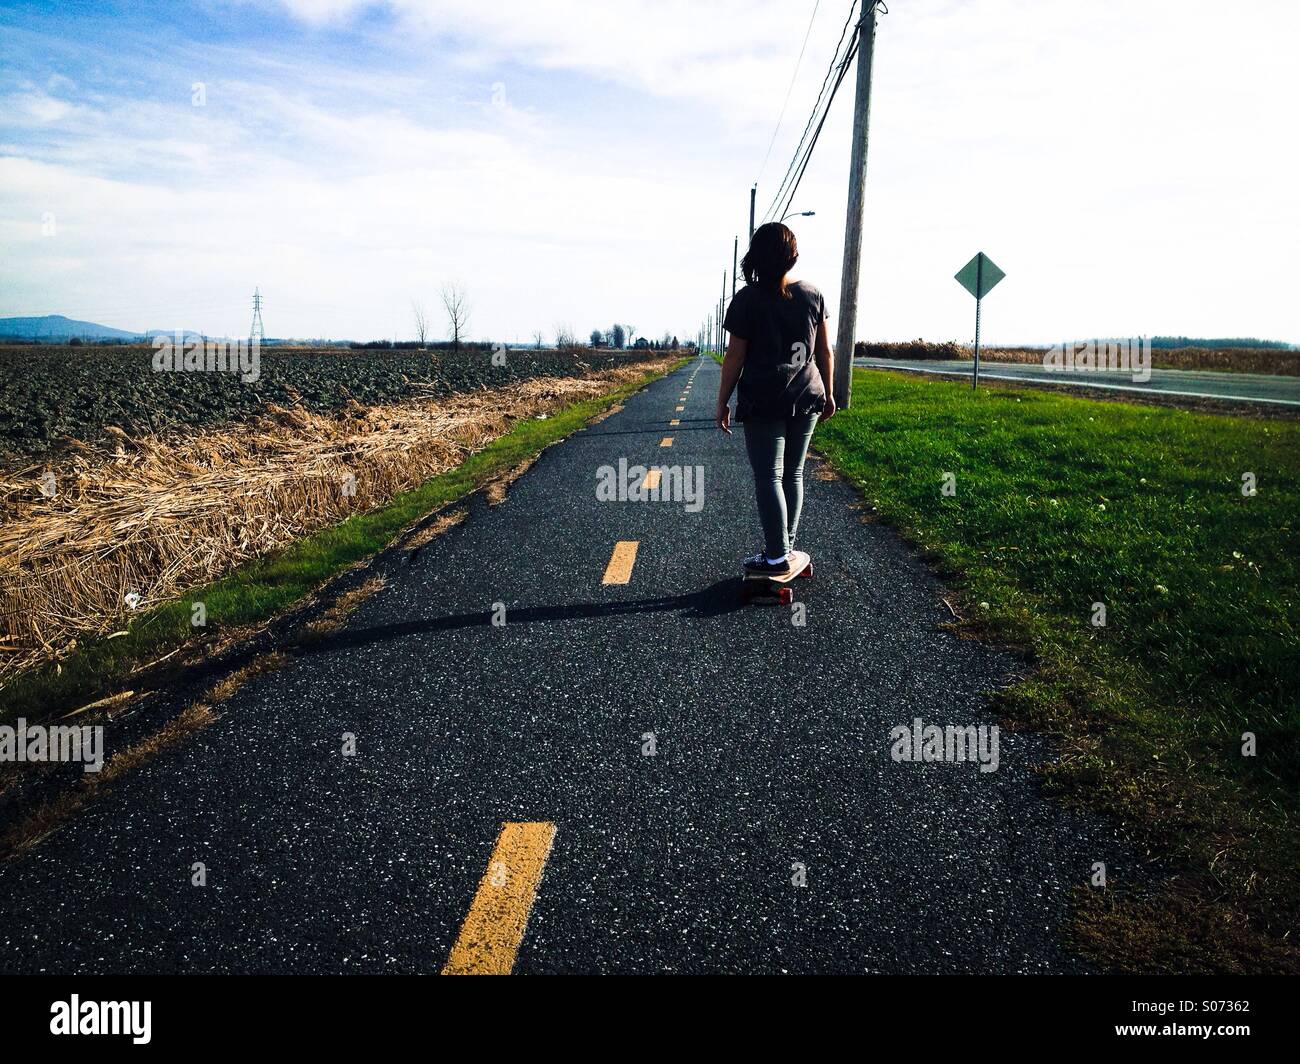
0,356,1127,974
857,357,1300,407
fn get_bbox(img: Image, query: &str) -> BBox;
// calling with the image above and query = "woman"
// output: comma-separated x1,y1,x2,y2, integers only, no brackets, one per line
715,222,835,574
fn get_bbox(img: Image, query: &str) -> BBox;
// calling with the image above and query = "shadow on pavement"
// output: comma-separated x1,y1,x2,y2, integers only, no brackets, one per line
296,579,759,655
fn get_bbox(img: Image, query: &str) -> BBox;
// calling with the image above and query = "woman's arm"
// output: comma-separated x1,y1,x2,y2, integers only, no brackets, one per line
815,318,836,420
715,334,748,434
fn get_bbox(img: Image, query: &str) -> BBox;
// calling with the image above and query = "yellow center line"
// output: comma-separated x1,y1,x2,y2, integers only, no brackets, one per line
441,821,557,976
642,469,662,490
659,437,673,447
675,405,684,412
669,418,680,426
602,540,639,584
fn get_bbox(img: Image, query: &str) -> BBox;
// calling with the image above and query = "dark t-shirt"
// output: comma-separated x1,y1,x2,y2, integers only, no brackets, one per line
723,280,828,421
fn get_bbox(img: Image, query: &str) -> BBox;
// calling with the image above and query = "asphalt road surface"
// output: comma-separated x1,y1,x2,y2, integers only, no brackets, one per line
0,357,1128,974
857,357,1300,407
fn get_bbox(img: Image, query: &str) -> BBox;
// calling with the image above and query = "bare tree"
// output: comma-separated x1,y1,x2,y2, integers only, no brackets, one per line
440,282,471,353
412,300,428,347
533,329,544,349
555,323,576,350
624,324,636,348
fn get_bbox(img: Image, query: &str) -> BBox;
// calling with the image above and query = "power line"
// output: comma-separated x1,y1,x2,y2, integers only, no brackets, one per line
764,4,859,225
754,0,823,188
762,0,860,225
772,24,861,223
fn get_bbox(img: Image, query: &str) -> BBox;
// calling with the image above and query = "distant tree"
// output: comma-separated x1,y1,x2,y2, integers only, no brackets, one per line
590,328,604,348
440,282,471,353
1148,335,1289,350
412,300,429,347
611,324,626,349
533,330,544,349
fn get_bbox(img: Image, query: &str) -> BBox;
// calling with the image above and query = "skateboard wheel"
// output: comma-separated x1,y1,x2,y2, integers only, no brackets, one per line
798,563,813,579
778,587,793,605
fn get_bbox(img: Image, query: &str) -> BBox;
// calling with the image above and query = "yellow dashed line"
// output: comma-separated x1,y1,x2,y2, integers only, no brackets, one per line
442,822,557,975
675,405,684,412
602,540,639,584
660,437,673,448
642,469,662,490
669,419,680,426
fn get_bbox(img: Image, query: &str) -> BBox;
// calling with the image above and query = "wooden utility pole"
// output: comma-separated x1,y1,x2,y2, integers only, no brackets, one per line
832,3,880,410
749,185,757,241
720,271,726,354
732,236,738,298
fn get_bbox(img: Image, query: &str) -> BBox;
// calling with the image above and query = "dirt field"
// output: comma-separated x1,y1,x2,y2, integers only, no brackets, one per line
0,343,662,464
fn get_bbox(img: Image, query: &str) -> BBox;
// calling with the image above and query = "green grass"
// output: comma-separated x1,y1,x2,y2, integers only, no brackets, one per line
815,368,1299,972
0,360,683,725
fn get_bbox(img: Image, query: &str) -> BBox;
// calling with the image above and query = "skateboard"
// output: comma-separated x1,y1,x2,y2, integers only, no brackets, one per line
740,550,813,605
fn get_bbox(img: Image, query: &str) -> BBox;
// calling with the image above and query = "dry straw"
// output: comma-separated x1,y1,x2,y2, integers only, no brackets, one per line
0,360,670,679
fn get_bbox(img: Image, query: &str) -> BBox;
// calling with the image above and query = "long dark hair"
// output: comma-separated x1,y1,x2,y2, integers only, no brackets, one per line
741,222,798,298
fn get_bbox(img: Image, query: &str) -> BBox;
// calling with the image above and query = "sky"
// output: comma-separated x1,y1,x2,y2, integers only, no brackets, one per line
1,0,1297,346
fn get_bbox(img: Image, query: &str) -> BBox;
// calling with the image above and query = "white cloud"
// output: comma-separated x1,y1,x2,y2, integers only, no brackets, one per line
3,0,1298,344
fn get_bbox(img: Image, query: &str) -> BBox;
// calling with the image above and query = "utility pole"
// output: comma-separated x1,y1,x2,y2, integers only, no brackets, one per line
749,185,756,242
720,270,726,354
832,2,880,410
732,236,738,298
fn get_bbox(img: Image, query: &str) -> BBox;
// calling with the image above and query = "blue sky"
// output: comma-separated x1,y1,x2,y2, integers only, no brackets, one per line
1,0,1297,345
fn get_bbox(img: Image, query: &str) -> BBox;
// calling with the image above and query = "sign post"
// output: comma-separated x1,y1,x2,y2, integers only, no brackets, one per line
954,252,1005,389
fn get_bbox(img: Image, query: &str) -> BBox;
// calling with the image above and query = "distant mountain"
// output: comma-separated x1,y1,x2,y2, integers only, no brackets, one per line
0,314,140,340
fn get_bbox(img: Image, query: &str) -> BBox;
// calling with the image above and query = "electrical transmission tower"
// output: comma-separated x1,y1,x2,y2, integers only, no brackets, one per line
249,287,266,343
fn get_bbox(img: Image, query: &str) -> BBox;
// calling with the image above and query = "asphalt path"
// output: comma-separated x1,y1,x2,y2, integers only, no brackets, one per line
0,356,1128,973
857,357,1300,407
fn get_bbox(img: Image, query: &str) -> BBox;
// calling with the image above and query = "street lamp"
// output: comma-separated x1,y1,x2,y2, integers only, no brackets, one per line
781,210,815,222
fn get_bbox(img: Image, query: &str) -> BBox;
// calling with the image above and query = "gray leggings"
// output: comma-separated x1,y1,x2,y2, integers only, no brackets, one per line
742,412,820,557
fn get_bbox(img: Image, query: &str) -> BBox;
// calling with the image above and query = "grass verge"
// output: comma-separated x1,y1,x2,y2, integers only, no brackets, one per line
814,367,1299,973
0,358,683,725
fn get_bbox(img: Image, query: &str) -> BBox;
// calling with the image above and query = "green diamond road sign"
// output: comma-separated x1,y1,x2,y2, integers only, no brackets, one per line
954,252,1005,300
